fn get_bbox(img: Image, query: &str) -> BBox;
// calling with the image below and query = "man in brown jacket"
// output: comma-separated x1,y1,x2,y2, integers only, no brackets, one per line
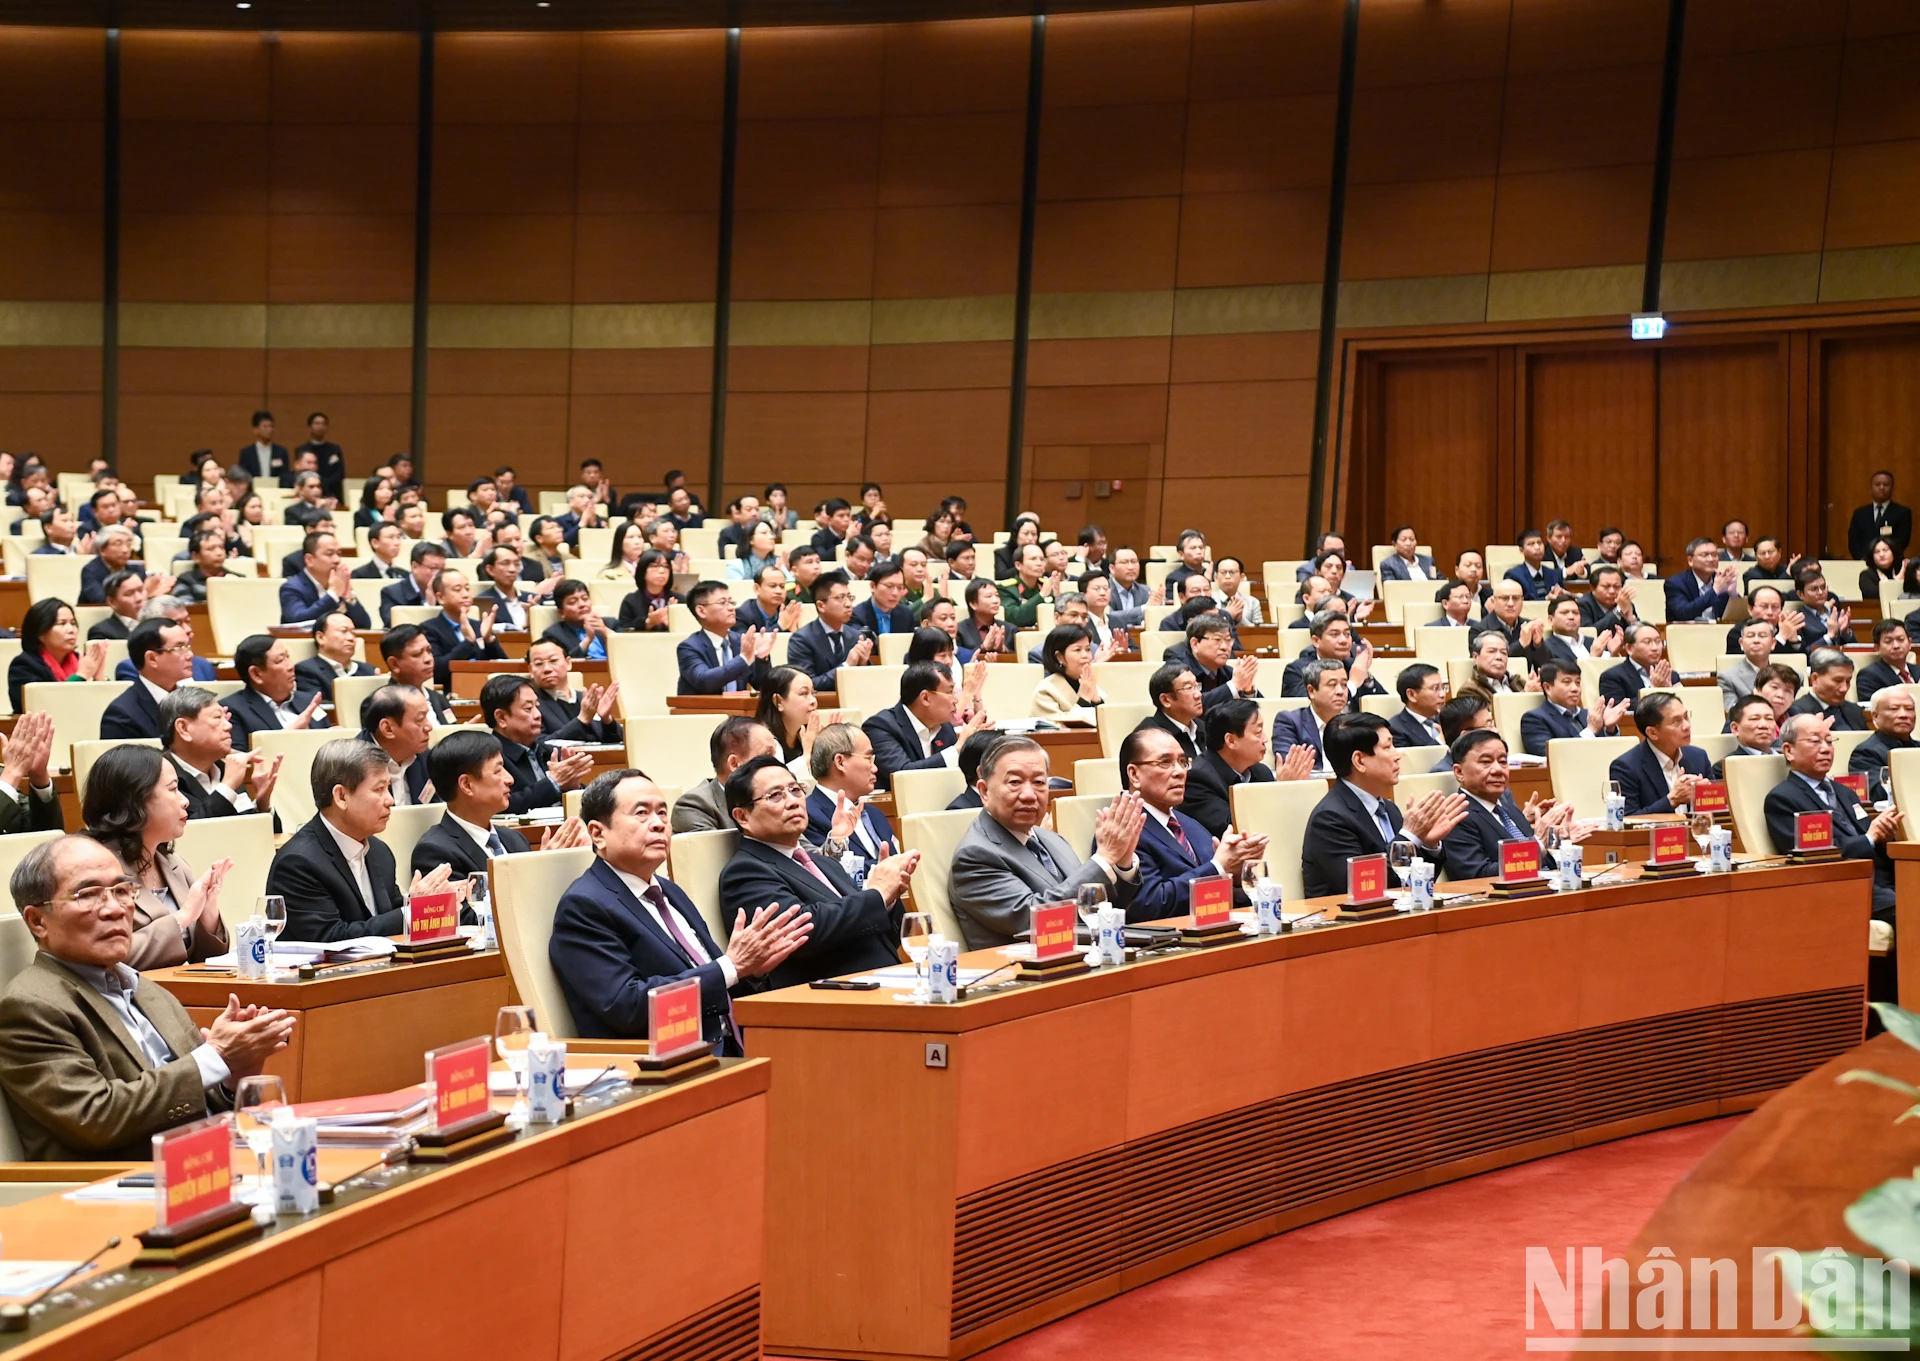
0,835,293,1161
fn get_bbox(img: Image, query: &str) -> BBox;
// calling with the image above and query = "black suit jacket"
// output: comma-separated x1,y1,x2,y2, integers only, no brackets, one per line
1608,739,1711,816
1850,501,1913,560
1440,792,1537,880
420,613,507,689
1764,772,1894,915
1177,748,1272,841
1387,709,1441,752
861,703,955,791
548,858,750,1054
223,686,330,751
410,811,530,882
715,837,902,989
378,576,425,627
293,656,376,704
100,682,163,739
268,813,407,942
1299,780,1440,900
1785,693,1868,733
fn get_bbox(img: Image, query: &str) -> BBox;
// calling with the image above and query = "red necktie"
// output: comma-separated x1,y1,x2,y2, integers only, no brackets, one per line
791,846,836,889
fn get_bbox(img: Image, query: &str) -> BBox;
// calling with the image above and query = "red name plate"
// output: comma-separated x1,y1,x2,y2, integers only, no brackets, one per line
648,977,705,1059
1691,780,1729,815
1189,875,1233,927
1031,902,1078,961
1499,838,1541,882
1834,773,1869,801
1649,825,1691,865
1795,810,1834,852
427,1037,491,1131
1348,854,1388,903
408,890,460,943
153,1116,233,1228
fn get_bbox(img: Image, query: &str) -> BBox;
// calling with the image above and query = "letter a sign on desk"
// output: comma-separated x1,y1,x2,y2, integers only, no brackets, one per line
649,977,705,1060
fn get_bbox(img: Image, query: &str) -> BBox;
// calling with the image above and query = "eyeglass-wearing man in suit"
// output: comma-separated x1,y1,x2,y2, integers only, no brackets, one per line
1439,729,1587,880
409,729,588,883
1608,691,1712,816
948,736,1143,950
549,770,811,1056
1518,660,1628,759
1123,725,1268,920
0,835,294,1159
1298,713,1468,899
861,660,992,792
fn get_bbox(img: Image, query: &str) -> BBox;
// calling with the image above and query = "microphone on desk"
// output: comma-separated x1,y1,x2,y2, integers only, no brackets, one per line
0,1235,121,1331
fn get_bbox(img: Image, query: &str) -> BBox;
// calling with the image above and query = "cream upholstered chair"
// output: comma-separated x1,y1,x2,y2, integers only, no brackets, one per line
1051,793,1113,860
668,827,740,945
73,736,159,801
1073,758,1120,797
1092,661,1154,707
624,714,726,794
205,576,283,655
491,847,622,1045
1546,735,1637,820
248,728,351,828
174,814,277,933
22,680,129,772
1097,702,1152,758
332,673,389,732
1229,779,1329,903
1724,753,1787,858
900,808,979,945
23,553,89,607
380,802,447,891
1664,624,1727,675
891,767,964,819
834,665,904,724
1491,692,1545,751
605,632,690,720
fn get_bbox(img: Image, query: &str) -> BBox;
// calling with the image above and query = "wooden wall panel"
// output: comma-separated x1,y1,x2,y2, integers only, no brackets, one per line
1524,350,1656,546
1820,333,1920,556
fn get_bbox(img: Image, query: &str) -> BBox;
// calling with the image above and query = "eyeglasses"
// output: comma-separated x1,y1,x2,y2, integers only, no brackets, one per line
45,879,141,913
751,782,809,808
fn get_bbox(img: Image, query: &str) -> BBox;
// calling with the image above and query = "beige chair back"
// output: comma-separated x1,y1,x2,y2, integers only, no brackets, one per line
380,802,447,891
74,736,159,801
333,673,390,731
248,728,355,827
891,766,963,819
667,827,740,945
1229,778,1330,902
1051,793,1113,860
899,808,980,945
1546,735,1637,820
1073,758,1120,797
1097,702,1152,758
624,714,726,794
205,576,284,656
174,813,277,933
22,680,130,771
491,847,597,1040
1724,753,1787,857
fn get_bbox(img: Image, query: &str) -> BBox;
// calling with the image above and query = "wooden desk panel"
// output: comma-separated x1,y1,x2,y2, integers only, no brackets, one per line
739,863,1870,1361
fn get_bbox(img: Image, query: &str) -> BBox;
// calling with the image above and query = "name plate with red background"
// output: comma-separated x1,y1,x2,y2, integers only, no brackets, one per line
1795,811,1834,853
153,1116,233,1228
1649,826,1691,865
1189,875,1233,927
1347,854,1388,903
1499,839,1541,882
407,891,459,943
1031,903,1078,961
648,977,705,1059
1691,781,1729,816
427,1037,491,1131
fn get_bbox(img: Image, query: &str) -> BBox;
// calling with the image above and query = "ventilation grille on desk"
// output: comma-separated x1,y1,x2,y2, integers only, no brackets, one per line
614,1286,759,1361
951,987,1861,1342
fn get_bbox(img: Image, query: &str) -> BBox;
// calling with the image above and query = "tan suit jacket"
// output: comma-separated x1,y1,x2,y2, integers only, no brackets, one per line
124,848,228,972
0,953,227,1161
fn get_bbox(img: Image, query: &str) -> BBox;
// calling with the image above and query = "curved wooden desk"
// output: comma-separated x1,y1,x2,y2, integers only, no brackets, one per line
738,861,1871,1361
0,1060,767,1361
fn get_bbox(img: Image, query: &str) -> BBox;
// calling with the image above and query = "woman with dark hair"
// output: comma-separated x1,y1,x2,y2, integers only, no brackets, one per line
596,520,649,583
8,598,107,712
1031,623,1106,717
993,512,1042,580
616,549,678,632
83,745,231,969
354,475,396,530
755,665,819,771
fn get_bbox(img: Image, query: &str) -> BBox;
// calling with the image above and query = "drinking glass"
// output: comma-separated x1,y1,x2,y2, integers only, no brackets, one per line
256,896,288,977
494,1005,536,1096
234,1074,286,1200
896,913,934,1002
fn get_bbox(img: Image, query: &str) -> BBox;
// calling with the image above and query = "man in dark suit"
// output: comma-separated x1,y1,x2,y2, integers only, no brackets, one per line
549,770,809,1054
478,673,597,815
1598,623,1670,708
352,522,410,585
675,581,776,696
292,610,377,703
1518,661,1627,758
1765,711,1899,918
1608,691,1712,816
278,530,370,628
1849,686,1916,803
1440,728,1585,880
1164,611,1261,712
409,729,539,883
1121,724,1267,919
379,543,445,627
527,637,623,746
1387,663,1448,751
1136,662,1206,760
1501,529,1562,601
160,685,276,821
1281,613,1385,708
1785,648,1869,732
1664,537,1742,623
357,684,434,806
1299,713,1468,899
862,661,989,791
378,626,458,728
100,617,195,740
1178,698,1278,840
239,410,289,486
719,754,914,988
269,739,453,942
419,568,507,689
1857,618,1918,702
802,724,897,880
1376,526,1435,583
223,634,329,751
1272,658,1350,772
1849,470,1912,561
786,571,873,692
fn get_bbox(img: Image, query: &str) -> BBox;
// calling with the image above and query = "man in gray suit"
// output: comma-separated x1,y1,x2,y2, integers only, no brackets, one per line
948,735,1144,950
671,715,777,834
1717,617,1777,711
1376,526,1436,582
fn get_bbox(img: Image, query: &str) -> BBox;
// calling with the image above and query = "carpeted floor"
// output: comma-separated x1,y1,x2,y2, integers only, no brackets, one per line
976,1116,1741,1361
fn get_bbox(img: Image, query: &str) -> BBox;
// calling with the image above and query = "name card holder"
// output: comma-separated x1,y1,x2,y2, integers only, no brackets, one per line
393,891,468,963
633,976,719,1085
1019,902,1090,981
1789,810,1841,863
410,1036,512,1164
1179,875,1243,948
1486,838,1555,899
136,1116,262,1267
1638,824,1699,879
1337,853,1396,921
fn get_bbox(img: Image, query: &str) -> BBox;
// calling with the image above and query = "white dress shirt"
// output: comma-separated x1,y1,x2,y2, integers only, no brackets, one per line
611,866,738,987
320,814,377,911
